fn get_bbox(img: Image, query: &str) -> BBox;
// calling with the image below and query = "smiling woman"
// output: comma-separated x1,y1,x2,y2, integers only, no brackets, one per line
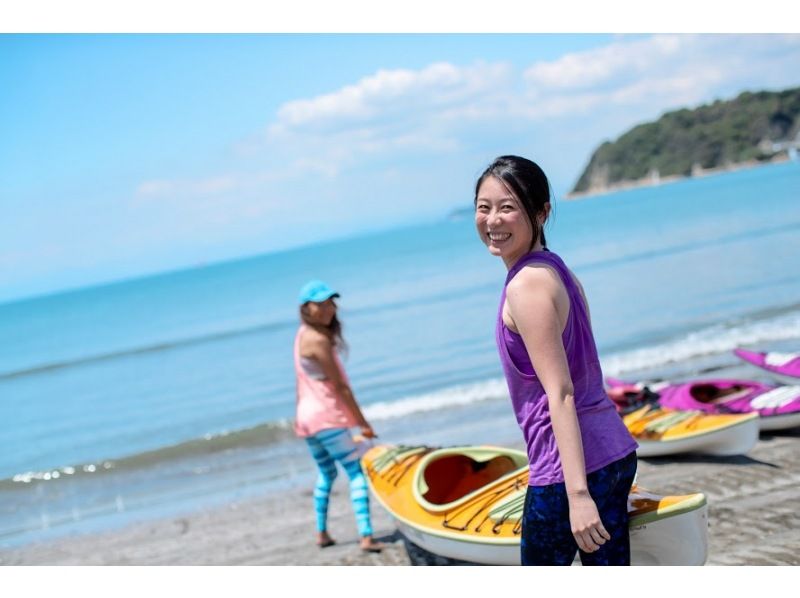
474,155,639,566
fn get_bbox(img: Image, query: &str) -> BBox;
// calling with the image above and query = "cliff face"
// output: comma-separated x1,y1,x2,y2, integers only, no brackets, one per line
571,87,800,195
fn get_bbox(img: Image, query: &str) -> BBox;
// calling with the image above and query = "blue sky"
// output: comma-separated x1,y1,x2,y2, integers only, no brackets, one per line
2,33,800,303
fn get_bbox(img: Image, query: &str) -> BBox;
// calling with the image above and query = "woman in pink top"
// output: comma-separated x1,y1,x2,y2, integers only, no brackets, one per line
294,279,382,553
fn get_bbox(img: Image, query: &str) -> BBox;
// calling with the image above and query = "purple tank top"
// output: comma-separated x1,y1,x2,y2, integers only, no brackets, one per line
496,250,637,486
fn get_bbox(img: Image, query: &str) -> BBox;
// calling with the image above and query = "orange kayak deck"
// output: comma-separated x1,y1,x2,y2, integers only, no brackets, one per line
363,444,707,545
623,405,758,441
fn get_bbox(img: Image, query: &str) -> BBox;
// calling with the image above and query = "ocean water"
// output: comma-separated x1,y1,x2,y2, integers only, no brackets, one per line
1,160,799,548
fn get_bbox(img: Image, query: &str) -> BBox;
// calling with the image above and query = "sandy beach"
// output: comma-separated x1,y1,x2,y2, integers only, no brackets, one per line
2,426,799,566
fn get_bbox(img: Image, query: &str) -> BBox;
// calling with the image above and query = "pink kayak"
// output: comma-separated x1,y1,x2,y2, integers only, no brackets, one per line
607,377,800,431
733,348,800,385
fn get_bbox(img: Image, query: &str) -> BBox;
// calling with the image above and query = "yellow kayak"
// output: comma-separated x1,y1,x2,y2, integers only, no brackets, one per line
623,405,759,457
363,443,708,565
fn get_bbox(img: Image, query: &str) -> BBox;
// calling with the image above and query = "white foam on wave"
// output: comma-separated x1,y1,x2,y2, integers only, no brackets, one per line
601,310,800,376
362,310,800,422
363,378,510,421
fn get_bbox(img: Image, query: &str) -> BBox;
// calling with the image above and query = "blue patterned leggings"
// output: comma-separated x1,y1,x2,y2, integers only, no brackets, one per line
305,428,373,537
520,451,637,566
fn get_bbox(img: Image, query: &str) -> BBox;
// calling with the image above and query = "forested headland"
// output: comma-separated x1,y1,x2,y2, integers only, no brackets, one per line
570,87,800,197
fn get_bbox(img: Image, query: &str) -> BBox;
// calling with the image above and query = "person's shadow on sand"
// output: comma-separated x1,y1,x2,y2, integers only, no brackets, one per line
331,530,402,549
640,454,779,468
759,428,800,440
375,530,403,544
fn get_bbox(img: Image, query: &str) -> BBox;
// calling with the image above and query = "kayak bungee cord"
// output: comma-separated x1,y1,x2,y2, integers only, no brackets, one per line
442,474,526,535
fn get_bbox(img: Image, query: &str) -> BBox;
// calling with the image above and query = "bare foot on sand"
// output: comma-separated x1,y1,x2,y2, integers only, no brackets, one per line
359,536,384,553
316,531,336,548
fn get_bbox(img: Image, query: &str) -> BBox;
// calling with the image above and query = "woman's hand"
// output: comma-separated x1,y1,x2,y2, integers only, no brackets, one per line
359,424,377,439
568,491,611,553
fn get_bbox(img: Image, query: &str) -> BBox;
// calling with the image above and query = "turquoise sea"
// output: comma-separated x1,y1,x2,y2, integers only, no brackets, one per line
1,161,799,548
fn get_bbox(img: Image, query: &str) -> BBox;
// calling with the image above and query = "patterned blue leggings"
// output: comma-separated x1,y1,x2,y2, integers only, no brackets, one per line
305,428,373,537
520,451,637,566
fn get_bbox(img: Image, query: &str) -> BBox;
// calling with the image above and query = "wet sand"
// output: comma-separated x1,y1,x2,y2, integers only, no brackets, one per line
2,428,799,566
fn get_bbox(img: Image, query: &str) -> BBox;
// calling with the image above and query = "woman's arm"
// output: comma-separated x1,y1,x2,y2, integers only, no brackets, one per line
301,330,376,438
506,266,609,553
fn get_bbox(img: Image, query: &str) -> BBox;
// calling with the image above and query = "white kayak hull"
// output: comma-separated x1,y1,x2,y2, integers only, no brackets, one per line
627,502,709,565
635,415,759,457
397,502,709,566
398,520,518,565
758,410,800,431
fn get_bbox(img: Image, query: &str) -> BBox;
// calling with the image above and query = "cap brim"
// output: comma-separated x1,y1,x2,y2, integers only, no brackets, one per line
303,291,340,304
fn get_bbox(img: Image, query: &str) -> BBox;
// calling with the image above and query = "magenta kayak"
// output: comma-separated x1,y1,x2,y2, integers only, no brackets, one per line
734,348,800,385
606,377,800,431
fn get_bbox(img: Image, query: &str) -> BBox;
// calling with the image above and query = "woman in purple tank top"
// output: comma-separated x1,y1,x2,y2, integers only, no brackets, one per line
474,156,638,566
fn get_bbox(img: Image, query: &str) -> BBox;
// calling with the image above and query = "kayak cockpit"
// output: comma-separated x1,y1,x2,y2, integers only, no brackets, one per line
413,447,528,513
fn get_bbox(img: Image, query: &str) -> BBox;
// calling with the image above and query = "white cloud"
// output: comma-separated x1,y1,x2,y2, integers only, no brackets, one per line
271,61,511,134
136,179,175,197
520,34,800,119
135,175,239,201
524,34,685,91
260,60,514,174
130,34,800,229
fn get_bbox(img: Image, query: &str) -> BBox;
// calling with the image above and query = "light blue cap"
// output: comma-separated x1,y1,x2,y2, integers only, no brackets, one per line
298,280,340,305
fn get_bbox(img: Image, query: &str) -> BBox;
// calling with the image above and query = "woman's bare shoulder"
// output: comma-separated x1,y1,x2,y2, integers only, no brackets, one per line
506,263,570,330
299,326,333,355
507,263,562,297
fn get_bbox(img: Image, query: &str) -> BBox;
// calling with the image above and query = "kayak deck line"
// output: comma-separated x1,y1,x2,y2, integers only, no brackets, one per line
366,445,431,487
440,474,526,535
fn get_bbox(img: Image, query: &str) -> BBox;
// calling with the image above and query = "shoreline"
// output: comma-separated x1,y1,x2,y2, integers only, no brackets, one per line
3,344,800,564
565,154,793,201
2,428,799,565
